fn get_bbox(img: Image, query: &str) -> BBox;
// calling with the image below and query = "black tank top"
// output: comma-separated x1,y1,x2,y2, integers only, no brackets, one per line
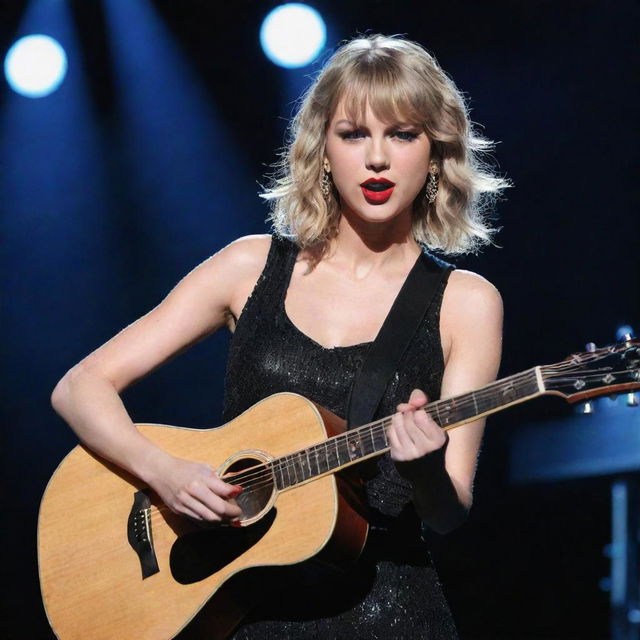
225,235,459,639
222,234,453,518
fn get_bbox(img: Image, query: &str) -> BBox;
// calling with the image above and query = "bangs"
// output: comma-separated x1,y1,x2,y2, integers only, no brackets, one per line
334,60,430,129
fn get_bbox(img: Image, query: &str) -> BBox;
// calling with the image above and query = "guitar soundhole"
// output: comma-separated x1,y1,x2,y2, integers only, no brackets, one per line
225,456,275,523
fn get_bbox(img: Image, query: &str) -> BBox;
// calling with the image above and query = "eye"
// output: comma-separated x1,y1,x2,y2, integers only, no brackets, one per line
393,130,419,141
339,129,365,140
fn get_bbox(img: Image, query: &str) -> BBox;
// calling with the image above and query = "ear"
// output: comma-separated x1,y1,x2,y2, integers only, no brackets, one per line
323,158,331,173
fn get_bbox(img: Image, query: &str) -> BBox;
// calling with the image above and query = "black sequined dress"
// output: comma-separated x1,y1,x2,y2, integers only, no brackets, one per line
223,235,458,639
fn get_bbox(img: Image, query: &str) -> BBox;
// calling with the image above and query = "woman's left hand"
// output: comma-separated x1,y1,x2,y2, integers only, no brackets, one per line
388,388,447,462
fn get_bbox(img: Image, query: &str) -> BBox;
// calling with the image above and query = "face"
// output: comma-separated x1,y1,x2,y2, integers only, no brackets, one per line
324,97,432,229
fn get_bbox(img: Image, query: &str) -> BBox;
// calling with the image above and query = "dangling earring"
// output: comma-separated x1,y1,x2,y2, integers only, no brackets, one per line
321,164,332,201
425,164,439,205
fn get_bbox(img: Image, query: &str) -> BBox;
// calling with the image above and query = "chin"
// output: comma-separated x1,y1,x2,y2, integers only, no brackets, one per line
344,201,410,227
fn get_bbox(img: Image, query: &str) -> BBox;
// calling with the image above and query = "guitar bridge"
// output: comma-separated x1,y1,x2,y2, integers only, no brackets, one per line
127,490,159,579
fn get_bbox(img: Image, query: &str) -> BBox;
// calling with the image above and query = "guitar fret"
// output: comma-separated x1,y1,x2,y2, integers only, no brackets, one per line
432,402,442,427
364,426,375,456
274,369,546,490
435,370,541,429
285,455,292,488
373,424,388,450
275,462,285,491
294,452,305,482
338,437,350,465
471,391,479,418
305,450,312,478
309,447,317,476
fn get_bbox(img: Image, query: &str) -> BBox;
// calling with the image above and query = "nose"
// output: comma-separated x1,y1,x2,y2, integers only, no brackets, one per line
365,136,390,171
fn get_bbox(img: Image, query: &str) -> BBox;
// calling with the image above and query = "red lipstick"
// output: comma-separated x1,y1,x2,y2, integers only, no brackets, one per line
360,178,395,204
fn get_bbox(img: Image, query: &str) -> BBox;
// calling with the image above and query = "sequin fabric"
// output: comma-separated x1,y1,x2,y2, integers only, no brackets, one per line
223,235,458,639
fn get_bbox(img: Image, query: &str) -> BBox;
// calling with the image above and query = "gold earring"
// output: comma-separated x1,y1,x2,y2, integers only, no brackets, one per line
321,165,332,201
425,164,439,205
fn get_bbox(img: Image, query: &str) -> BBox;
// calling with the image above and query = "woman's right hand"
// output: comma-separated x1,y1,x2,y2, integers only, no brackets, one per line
145,452,243,523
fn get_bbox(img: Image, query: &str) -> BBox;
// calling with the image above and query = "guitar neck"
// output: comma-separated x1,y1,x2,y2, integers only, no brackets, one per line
271,367,544,491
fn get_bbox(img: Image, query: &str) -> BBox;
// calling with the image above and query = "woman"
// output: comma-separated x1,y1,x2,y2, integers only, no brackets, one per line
52,34,505,637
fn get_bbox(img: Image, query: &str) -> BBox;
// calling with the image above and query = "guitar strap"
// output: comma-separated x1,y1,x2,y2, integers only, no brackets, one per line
346,251,453,429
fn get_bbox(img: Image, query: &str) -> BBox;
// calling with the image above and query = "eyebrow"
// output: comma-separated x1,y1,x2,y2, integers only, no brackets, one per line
334,119,415,129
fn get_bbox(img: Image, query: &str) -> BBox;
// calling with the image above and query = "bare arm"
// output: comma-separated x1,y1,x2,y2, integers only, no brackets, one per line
388,270,503,534
51,234,272,521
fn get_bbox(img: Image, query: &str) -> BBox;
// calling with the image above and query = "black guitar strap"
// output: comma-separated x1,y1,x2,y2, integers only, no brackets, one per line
346,252,453,429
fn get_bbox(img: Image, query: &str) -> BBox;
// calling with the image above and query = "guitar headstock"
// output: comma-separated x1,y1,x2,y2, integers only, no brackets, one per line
541,339,640,402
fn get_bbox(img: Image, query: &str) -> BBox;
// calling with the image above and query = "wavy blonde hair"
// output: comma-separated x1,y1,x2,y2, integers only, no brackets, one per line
260,34,509,256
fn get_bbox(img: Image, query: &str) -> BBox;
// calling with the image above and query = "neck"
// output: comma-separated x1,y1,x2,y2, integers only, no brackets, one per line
330,208,419,274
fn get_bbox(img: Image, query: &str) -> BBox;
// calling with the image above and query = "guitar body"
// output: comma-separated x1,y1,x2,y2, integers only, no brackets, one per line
38,393,369,640
39,339,640,639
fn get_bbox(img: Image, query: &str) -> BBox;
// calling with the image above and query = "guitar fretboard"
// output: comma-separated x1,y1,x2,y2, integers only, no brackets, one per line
271,367,541,491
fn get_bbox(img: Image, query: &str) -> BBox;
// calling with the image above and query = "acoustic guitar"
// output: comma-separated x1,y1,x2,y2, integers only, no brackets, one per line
38,340,640,639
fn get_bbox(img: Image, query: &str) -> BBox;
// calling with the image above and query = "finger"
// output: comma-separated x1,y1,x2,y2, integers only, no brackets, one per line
407,413,449,459
387,415,400,451
221,499,243,519
401,409,432,450
179,492,222,522
387,418,408,462
408,388,428,408
392,411,417,455
206,475,244,499
165,497,204,521
188,482,241,520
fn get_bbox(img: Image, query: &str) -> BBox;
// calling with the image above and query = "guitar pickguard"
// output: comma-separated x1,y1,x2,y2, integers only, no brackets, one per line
169,508,277,584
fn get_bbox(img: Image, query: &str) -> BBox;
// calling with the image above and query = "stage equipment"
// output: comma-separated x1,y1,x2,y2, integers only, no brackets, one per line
510,334,640,640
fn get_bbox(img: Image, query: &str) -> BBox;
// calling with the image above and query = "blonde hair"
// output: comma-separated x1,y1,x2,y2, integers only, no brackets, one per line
260,34,509,256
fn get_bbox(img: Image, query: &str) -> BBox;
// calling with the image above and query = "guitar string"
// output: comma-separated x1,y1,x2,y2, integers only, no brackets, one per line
223,363,636,490
148,371,541,522
151,368,544,517
227,360,636,491
149,365,638,522
217,370,538,487
200,365,638,497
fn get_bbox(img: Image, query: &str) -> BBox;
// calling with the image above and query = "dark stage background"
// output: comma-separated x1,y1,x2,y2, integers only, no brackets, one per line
1,1,638,638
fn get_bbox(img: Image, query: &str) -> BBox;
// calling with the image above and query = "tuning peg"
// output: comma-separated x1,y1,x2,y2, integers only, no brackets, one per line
616,325,635,343
627,393,638,407
586,342,597,352
582,400,595,414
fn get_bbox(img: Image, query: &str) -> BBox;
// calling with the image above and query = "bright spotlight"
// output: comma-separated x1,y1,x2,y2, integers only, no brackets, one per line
616,325,635,341
4,34,68,98
260,3,326,69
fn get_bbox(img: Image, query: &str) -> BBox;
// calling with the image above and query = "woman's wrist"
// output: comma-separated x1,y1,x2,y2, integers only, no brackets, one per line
394,432,449,484
132,442,174,485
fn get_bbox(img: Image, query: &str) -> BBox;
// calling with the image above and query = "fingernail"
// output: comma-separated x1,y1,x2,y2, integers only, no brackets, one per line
230,519,243,528
230,485,243,497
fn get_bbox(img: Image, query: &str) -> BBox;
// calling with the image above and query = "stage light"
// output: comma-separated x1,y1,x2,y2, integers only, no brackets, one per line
260,3,326,69
4,34,67,98
616,325,634,341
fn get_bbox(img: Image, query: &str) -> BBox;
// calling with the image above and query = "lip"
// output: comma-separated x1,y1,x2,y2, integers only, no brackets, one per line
360,178,395,204
360,178,396,187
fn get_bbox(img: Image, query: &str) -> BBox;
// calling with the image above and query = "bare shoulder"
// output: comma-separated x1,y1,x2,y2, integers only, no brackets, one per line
205,234,273,323
443,269,502,315
207,234,272,278
440,269,503,361
166,234,272,311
